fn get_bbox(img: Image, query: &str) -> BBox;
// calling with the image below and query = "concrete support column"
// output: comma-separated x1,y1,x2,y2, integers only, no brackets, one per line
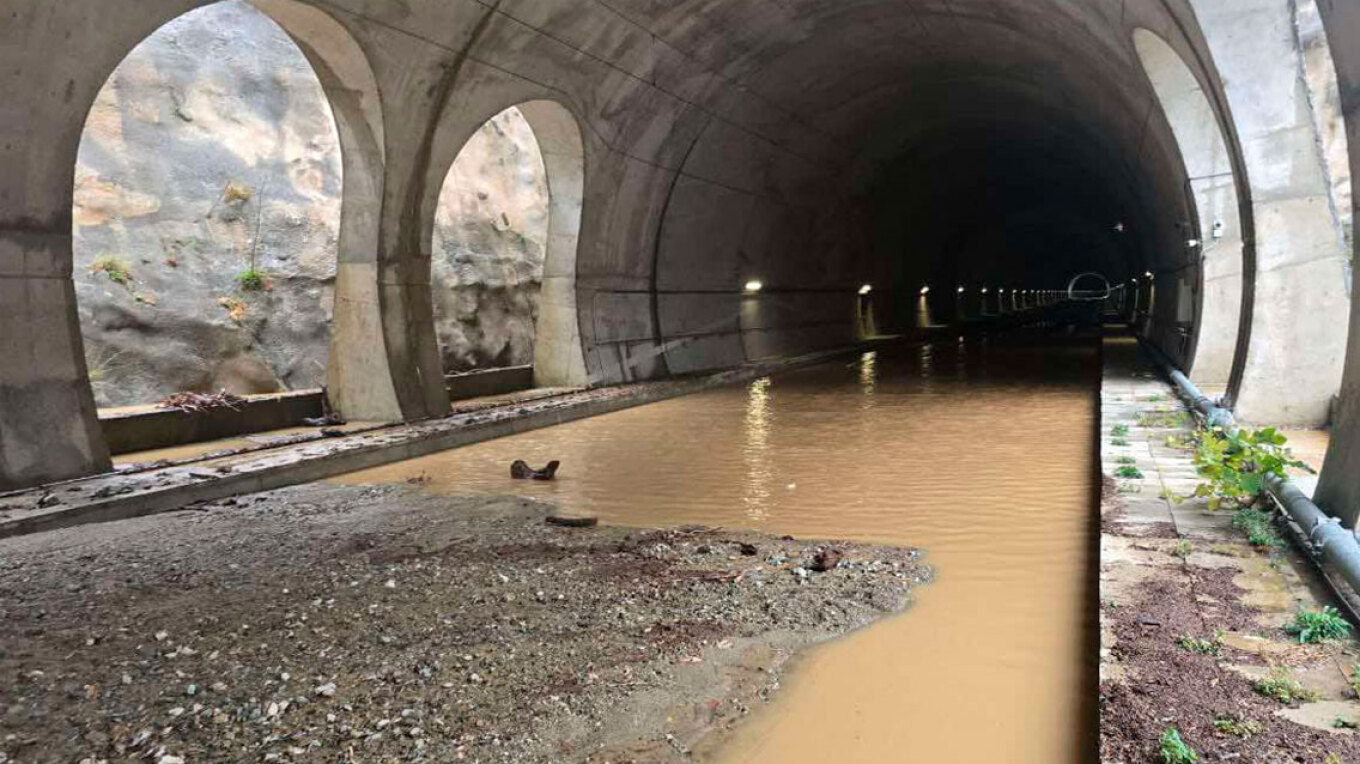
1314,0,1360,526
1192,0,1350,425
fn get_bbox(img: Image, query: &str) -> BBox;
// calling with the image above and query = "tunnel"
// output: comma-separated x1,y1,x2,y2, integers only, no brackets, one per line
5,0,1360,761
11,0,1354,490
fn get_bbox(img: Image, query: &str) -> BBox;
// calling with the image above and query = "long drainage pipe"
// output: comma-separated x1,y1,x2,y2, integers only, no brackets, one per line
1138,337,1360,600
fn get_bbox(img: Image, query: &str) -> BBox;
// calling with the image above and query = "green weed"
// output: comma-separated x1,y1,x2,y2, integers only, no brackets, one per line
1112,437,1130,447
1253,666,1320,703
1178,630,1224,656
1285,606,1351,644
1333,716,1358,729
1230,508,1285,549
1112,424,1130,437
91,255,132,286
1192,427,1311,510
1159,727,1198,764
1212,714,1262,737
235,268,270,292
1170,540,1194,559
1115,465,1145,479
1117,456,1138,465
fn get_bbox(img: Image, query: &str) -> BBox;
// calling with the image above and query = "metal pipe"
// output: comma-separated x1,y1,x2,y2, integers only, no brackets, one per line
1138,336,1360,597
1266,475,1360,598
1139,338,1235,428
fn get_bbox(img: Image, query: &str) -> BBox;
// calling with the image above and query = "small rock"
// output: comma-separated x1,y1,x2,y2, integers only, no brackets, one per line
811,549,843,572
314,682,337,698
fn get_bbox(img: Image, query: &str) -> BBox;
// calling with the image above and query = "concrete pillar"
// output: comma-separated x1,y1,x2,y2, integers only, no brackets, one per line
1314,0,1360,526
1191,0,1350,425
520,100,589,388
251,0,404,423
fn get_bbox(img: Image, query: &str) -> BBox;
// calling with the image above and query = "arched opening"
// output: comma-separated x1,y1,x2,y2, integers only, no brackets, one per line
71,0,393,434
73,0,342,408
1133,29,1245,395
429,100,587,393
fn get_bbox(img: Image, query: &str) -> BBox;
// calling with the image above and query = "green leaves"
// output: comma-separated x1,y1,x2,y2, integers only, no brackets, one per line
1191,426,1311,509
1285,607,1352,644
1159,727,1198,763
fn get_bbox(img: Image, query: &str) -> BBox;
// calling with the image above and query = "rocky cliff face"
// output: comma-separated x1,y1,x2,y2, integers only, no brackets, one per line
431,108,549,375
74,0,548,408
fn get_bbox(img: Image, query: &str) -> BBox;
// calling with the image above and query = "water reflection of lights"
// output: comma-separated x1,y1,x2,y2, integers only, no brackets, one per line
859,351,877,394
742,377,774,521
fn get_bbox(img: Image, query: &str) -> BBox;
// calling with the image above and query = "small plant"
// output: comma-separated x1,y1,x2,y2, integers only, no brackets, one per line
1253,666,1320,703
1159,727,1198,764
1145,394,1166,402
1117,456,1138,465
235,268,269,291
1348,664,1360,698
1166,434,1194,450
1230,507,1285,549
1178,630,1224,655
1285,606,1351,644
1160,487,1181,502
1326,753,1344,764
1332,716,1358,729
90,255,132,286
219,296,247,324
1192,426,1311,510
1212,714,1262,737
223,180,253,206
1112,437,1130,447
1170,540,1194,558
1112,424,1130,437
1115,465,1145,479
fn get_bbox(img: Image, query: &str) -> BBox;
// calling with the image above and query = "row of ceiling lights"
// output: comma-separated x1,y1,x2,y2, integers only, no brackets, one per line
742,271,1158,295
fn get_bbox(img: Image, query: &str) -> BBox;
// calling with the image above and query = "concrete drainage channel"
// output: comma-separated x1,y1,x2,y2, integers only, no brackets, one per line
0,341,895,539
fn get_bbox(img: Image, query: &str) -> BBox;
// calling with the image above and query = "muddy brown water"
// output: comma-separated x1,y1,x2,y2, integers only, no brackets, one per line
336,334,1101,762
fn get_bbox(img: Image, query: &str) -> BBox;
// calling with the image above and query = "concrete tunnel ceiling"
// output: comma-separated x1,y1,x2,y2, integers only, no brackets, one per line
652,0,1205,334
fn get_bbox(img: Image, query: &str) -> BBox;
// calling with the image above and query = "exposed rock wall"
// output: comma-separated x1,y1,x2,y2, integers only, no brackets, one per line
74,1,547,408
430,107,549,374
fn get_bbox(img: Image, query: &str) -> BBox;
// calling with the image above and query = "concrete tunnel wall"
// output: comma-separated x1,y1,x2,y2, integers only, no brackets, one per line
0,0,1351,492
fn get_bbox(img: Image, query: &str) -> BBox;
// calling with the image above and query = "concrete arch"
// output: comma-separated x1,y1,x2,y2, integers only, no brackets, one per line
426,98,589,389
1187,0,1351,425
0,0,392,490
248,0,400,423
1132,28,1246,391
517,100,589,388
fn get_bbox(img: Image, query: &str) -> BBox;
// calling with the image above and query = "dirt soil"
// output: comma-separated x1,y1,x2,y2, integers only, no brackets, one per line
0,483,931,763
1100,569,1360,762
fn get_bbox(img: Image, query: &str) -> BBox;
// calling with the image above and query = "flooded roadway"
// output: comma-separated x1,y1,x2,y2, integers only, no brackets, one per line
336,333,1101,762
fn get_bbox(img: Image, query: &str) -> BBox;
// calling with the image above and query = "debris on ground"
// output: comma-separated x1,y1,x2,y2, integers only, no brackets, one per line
0,483,931,762
510,459,560,480
156,390,246,414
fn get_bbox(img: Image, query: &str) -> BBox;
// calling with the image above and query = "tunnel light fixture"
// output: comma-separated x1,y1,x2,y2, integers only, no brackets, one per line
919,285,930,295
858,284,873,296
744,279,763,293
1113,222,1125,233
957,286,965,294
1187,239,1201,248
980,286,988,294
1144,271,1153,278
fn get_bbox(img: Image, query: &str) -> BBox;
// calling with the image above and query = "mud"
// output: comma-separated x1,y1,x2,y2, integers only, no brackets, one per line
0,483,929,763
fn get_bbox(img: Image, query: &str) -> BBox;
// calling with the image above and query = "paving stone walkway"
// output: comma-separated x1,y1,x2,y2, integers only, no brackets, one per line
1099,332,1360,761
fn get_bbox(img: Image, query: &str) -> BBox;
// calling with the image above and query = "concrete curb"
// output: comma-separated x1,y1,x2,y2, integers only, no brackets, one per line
0,344,879,539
